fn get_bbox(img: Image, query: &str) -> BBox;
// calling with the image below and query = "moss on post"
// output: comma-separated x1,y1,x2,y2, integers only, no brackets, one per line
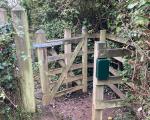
11,5,35,112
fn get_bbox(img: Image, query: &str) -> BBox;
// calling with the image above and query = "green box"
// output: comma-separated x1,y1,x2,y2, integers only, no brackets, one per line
96,58,110,80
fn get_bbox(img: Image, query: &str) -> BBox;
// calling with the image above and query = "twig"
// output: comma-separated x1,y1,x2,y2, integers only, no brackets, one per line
0,87,17,108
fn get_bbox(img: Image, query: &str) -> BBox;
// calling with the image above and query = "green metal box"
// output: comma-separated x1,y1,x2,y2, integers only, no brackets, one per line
96,58,110,80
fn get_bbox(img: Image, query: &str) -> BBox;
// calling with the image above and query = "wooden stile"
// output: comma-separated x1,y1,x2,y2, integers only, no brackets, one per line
11,5,35,112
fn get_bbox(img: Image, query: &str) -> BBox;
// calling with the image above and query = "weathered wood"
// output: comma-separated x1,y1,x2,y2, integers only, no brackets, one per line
95,99,123,109
0,8,7,25
33,36,83,48
113,57,124,63
87,33,131,46
106,33,129,45
50,75,83,86
92,30,106,120
35,29,49,106
48,63,94,76
48,53,66,61
96,76,123,85
109,66,119,76
49,49,82,86
82,26,88,92
64,28,72,89
11,5,35,112
49,39,84,102
48,63,83,75
98,48,132,58
48,50,93,62
56,85,83,97
108,84,126,99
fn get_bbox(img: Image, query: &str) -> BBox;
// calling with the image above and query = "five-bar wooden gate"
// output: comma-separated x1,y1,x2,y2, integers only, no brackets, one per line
33,27,88,105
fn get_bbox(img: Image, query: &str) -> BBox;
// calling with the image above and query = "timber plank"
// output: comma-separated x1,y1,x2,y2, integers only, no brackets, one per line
33,36,83,48
95,99,123,110
99,48,131,58
108,84,126,99
50,75,83,86
113,57,124,63
56,85,83,97
48,63,83,75
48,40,84,102
96,76,123,85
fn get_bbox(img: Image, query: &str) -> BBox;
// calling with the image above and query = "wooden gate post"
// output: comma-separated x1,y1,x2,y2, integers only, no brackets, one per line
11,5,35,112
92,30,106,120
64,28,71,88
0,8,7,24
35,29,49,106
82,26,88,92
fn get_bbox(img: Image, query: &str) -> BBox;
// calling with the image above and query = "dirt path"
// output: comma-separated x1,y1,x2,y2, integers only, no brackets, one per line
47,91,120,120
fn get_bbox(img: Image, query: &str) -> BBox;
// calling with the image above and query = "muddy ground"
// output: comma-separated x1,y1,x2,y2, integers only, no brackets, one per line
36,89,126,120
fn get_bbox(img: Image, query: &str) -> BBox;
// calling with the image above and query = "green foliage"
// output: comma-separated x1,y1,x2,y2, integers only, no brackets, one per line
22,0,119,38
0,0,8,8
0,25,16,90
0,105,34,120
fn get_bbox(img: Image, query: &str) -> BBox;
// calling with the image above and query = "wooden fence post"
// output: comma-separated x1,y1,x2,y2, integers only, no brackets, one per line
11,5,35,112
0,8,7,24
35,29,49,106
64,28,71,88
92,30,106,120
82,26,88,92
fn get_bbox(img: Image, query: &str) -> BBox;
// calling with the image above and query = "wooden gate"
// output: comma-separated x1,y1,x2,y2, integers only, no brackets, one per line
92,30,132,120
33,27,88,105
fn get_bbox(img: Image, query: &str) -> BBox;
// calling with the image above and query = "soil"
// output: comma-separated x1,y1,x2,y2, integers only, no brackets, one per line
36,90,123,120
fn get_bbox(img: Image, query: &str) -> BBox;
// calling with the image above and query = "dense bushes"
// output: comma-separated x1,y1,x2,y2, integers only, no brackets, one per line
22,0,118,38
0,25,16,90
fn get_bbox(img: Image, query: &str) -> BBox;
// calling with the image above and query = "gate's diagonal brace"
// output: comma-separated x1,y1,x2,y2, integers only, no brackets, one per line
48,40,84,102
49,49,82,85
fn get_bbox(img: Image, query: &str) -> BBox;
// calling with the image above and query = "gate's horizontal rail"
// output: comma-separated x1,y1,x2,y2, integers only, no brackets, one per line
48,51,94,62
49,75,83,85
33,36,83,48
56,85,83,97
95,99,123,110
96,76,123,85
48,63,94,75
98,48,132,58
77,33,134,46
48,62,121,77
